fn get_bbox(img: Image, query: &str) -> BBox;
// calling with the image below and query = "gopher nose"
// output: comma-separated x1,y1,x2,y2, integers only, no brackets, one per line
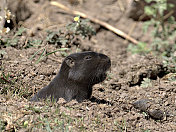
98,53,111,64
99,53,108,59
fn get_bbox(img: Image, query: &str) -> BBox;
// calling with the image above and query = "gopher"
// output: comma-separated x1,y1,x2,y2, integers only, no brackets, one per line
30,51,111,102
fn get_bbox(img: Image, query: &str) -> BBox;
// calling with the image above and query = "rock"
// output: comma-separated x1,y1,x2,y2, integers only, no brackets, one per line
133,99,166,120
149,109,165,120
132,99,151,112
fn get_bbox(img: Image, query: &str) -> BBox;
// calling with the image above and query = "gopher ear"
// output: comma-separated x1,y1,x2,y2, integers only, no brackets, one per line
65,57,75,67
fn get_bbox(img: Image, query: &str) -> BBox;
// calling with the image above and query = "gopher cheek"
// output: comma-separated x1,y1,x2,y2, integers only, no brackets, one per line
68,70,84,82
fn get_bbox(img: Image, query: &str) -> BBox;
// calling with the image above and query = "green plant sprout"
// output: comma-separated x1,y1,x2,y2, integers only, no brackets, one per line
143,0,176,55
140,78,152,88
67,16,96,39
0,27,27,47
128,0,176,73
128,42,151,54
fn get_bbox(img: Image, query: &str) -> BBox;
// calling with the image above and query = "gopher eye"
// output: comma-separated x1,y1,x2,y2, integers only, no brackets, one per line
84,55,92,60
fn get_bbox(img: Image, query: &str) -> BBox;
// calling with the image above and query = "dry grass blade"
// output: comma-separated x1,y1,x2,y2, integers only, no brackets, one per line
50,1,139,44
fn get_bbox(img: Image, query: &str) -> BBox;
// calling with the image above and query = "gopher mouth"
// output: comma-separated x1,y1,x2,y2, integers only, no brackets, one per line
99,72,107,81
91,71,107,84
96,62,111,81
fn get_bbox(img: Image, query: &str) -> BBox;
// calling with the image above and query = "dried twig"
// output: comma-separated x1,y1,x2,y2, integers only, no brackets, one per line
164,10,174,20
117,0,125,12
50,1,139,44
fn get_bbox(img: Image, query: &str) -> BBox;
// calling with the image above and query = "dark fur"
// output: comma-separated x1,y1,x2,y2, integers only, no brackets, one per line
30,51,111,102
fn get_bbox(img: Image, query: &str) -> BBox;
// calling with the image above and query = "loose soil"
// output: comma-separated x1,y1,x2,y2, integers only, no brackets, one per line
0,0,176,131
